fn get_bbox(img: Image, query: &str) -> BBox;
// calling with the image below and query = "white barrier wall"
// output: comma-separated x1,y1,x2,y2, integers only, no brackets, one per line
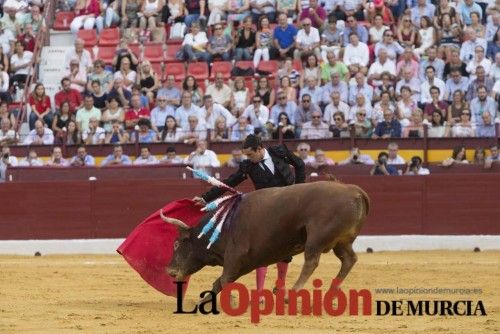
0,236,498,255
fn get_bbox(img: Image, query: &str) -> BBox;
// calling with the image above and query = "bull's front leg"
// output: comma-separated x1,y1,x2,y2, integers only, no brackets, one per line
197,262,246,305
197,277,222,306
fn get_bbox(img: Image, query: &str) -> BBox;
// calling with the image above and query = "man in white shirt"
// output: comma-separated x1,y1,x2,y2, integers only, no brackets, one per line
23,120,54,145
296,142,315,165
64,38,93,72
420,65,447,104
205,72,233,109
0,118,17,145
10,41,33,87
200,94,235,130
134,146,160,165
405,156,430,175
294,18,321,60
343,32,369,72
387,142,406,165
179,115,208,144
242,96,270,130
185,139,220,177
300,111,331,139
82,117,105,145
323,91,350,125
0,144,18,181
367,48,396,86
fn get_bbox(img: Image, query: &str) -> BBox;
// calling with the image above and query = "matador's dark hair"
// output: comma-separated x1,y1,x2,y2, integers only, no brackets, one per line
242,134,263,151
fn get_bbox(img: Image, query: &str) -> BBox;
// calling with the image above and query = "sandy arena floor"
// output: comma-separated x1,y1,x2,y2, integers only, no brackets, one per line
0,251,498,334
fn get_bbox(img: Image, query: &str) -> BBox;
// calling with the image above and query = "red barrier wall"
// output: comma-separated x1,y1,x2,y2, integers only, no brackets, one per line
0,175,498,240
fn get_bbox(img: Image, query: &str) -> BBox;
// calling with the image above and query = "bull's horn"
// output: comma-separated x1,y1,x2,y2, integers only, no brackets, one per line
159,210,190,229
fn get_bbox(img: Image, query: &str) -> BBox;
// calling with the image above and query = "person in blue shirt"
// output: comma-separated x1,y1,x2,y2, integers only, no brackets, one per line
101,145,132,166
70,145,96,166
372,110,402,138
270,12,298,60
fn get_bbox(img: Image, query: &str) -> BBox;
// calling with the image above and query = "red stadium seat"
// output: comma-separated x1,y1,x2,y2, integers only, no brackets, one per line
165,43,182,63
165,62,186,82
96,46,116,65
245,77,255,95
197,79,206,92
98,28,120,46
293,59,303,71
166,38,183,45
129,43,141,59
150,62,164,80
143,43,164,62
234,60,254,71
210,61,232,79
257,60,279,76
77,29,98,47
187,62,209,80
53,11,75,31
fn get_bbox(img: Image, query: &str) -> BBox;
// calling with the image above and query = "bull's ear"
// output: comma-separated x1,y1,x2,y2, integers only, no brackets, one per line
178,226,190,240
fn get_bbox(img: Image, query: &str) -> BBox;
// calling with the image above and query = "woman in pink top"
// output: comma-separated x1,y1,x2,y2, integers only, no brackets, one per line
70,0,101,36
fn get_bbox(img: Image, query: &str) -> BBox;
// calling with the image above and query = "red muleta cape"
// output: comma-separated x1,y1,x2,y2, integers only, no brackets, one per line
117,199,205,297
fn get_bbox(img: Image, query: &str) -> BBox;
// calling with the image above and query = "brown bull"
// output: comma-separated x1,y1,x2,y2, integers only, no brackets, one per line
163,180,370,298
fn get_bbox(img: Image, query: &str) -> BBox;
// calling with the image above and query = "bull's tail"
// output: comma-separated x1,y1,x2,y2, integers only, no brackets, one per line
358,188,370,218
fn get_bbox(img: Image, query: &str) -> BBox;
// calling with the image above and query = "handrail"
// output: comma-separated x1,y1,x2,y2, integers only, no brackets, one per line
14,0,54,135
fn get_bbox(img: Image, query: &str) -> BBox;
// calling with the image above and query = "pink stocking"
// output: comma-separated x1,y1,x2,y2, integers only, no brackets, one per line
256,266,268,291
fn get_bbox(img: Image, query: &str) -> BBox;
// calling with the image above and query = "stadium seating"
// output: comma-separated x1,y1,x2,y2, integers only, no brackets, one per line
234,61,254,70
165,44,182,63
187,62,209,80
128,43,142,59
97,46,116,65
52,11,75,31
165,62,186,82
143,43,164,62
150,62,164,80
210,61,232,79
257,60,279,78
98,28,120,46
77,29,98,47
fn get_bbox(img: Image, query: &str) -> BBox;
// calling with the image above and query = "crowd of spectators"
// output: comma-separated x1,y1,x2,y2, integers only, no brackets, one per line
0,0,498,182
1,0,499,147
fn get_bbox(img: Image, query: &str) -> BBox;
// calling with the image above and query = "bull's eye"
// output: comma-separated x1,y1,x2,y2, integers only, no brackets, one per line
174,240,179,250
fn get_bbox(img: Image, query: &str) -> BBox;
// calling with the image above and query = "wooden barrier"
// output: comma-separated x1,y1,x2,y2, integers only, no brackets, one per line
0,174,498,240
6,163,500,182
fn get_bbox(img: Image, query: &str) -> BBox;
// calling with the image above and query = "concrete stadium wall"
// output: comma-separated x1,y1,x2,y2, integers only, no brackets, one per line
0,175,498,241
